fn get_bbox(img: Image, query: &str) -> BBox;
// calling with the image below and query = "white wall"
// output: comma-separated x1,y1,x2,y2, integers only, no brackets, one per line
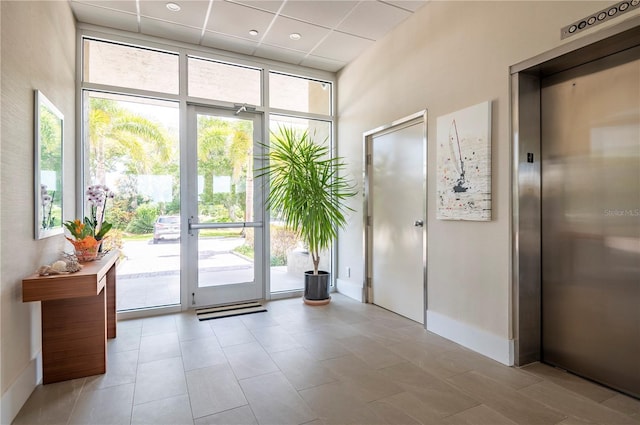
0,2,76,423
336,1,640,364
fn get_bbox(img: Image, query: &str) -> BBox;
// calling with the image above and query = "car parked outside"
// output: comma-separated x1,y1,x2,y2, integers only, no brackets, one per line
153,215,180,243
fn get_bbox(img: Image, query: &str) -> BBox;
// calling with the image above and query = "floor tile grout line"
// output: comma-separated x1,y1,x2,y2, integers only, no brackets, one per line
435,402,486,422
517,378,640,423
480,395,569,425
221,334,259,420
517,367,614,400
232,353,316,425
128,340,141,423
176,319,198,424
452,370,576,424
65,378,86,425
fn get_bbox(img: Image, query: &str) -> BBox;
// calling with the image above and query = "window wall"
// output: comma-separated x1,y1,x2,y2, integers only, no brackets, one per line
188,57,261,105
269,72,332,115
84,91,180,310
80,33,334,310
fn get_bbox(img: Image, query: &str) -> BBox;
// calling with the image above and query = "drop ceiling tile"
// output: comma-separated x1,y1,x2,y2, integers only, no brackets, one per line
262,16,330,52
70,2,139,32
71,0,138,14
140,16,203,44
139,0,210,29
254,44,306,65
201,31,259,56
300,55,346,73
280,0,358,28
227,0,283,13
312,31,373,64
338,0,411,40
71,0,420,73
208,1,275,40
383,0,428,12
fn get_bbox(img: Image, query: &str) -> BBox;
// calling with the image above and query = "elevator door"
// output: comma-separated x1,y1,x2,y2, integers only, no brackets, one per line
541,52,640,398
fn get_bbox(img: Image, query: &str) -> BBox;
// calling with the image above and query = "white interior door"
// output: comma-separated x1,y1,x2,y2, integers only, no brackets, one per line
185,105,264,307
369,115,426,323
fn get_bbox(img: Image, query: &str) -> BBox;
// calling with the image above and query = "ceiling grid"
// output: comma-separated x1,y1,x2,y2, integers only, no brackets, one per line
69,0,427,72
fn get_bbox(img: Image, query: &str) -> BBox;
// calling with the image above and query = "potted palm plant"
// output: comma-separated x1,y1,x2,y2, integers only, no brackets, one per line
260,126,357,304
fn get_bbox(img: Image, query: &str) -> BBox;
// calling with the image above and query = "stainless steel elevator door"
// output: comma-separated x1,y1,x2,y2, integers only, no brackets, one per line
541,51,640,398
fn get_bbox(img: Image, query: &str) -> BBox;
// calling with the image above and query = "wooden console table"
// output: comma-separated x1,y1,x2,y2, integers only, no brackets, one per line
22,250,118,384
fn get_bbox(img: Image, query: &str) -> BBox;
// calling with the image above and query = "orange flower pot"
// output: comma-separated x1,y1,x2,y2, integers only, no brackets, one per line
66,236,101,262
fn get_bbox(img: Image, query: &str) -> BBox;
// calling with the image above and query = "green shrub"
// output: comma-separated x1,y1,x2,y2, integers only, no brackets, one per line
106,198,135,230
211,204,232,222
234,244,253,258
270,224,298,266
270,254,286,267
126,203,158,234
101,229,124,252
163,198,180,215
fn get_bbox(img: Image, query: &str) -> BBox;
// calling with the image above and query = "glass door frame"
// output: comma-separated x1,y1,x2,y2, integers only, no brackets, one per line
183,104,266,308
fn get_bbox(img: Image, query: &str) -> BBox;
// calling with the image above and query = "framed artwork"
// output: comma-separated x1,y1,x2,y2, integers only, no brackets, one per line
436,101,491,221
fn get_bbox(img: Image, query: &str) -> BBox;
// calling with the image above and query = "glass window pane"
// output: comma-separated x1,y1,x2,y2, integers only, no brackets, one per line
85,91,180,311
188,57,261,105
268,115,332,293
83,39,179,94
270,115,331,148
269,72,331,115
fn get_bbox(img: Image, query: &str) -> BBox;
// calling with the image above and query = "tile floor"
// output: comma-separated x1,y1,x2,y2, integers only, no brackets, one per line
13,294,640,425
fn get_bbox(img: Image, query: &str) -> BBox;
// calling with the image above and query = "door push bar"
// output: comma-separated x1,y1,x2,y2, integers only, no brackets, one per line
188,218,263,236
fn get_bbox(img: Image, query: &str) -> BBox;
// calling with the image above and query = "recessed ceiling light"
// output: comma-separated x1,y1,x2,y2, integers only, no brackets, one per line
249,29,259,36
166,2,181,12
289,33,301,41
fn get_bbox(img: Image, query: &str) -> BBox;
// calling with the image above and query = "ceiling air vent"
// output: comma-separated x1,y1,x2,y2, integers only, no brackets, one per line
561,0,640,39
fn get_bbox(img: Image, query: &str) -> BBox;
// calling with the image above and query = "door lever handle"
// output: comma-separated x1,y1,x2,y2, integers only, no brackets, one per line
414,219,424,227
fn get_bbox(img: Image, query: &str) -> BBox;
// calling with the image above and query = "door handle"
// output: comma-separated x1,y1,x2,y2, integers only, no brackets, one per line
414,219,424,227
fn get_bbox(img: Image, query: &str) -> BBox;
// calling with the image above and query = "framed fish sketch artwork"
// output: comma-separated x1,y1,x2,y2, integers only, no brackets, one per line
436,101,492,221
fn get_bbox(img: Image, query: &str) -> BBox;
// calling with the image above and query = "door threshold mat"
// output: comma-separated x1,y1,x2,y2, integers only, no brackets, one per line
196,302,267,321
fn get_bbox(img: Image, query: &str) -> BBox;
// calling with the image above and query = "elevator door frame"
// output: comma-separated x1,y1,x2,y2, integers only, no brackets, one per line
511,15,640,366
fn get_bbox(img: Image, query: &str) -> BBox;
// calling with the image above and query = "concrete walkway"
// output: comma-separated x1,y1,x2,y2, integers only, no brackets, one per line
115,237,305,311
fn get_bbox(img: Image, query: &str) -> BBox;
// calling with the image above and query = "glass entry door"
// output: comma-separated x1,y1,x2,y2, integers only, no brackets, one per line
186,106,264,307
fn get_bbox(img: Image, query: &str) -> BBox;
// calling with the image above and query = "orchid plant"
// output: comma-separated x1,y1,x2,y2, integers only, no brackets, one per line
85,185,115,241
40,184,55,229
64,185,114,241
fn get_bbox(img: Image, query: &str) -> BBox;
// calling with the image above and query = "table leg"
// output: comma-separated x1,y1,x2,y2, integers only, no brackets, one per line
107,263,116,339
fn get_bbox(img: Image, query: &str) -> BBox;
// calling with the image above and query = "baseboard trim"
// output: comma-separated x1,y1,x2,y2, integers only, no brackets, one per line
427,310,514,366
336,278,363,302
1,352,41,425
